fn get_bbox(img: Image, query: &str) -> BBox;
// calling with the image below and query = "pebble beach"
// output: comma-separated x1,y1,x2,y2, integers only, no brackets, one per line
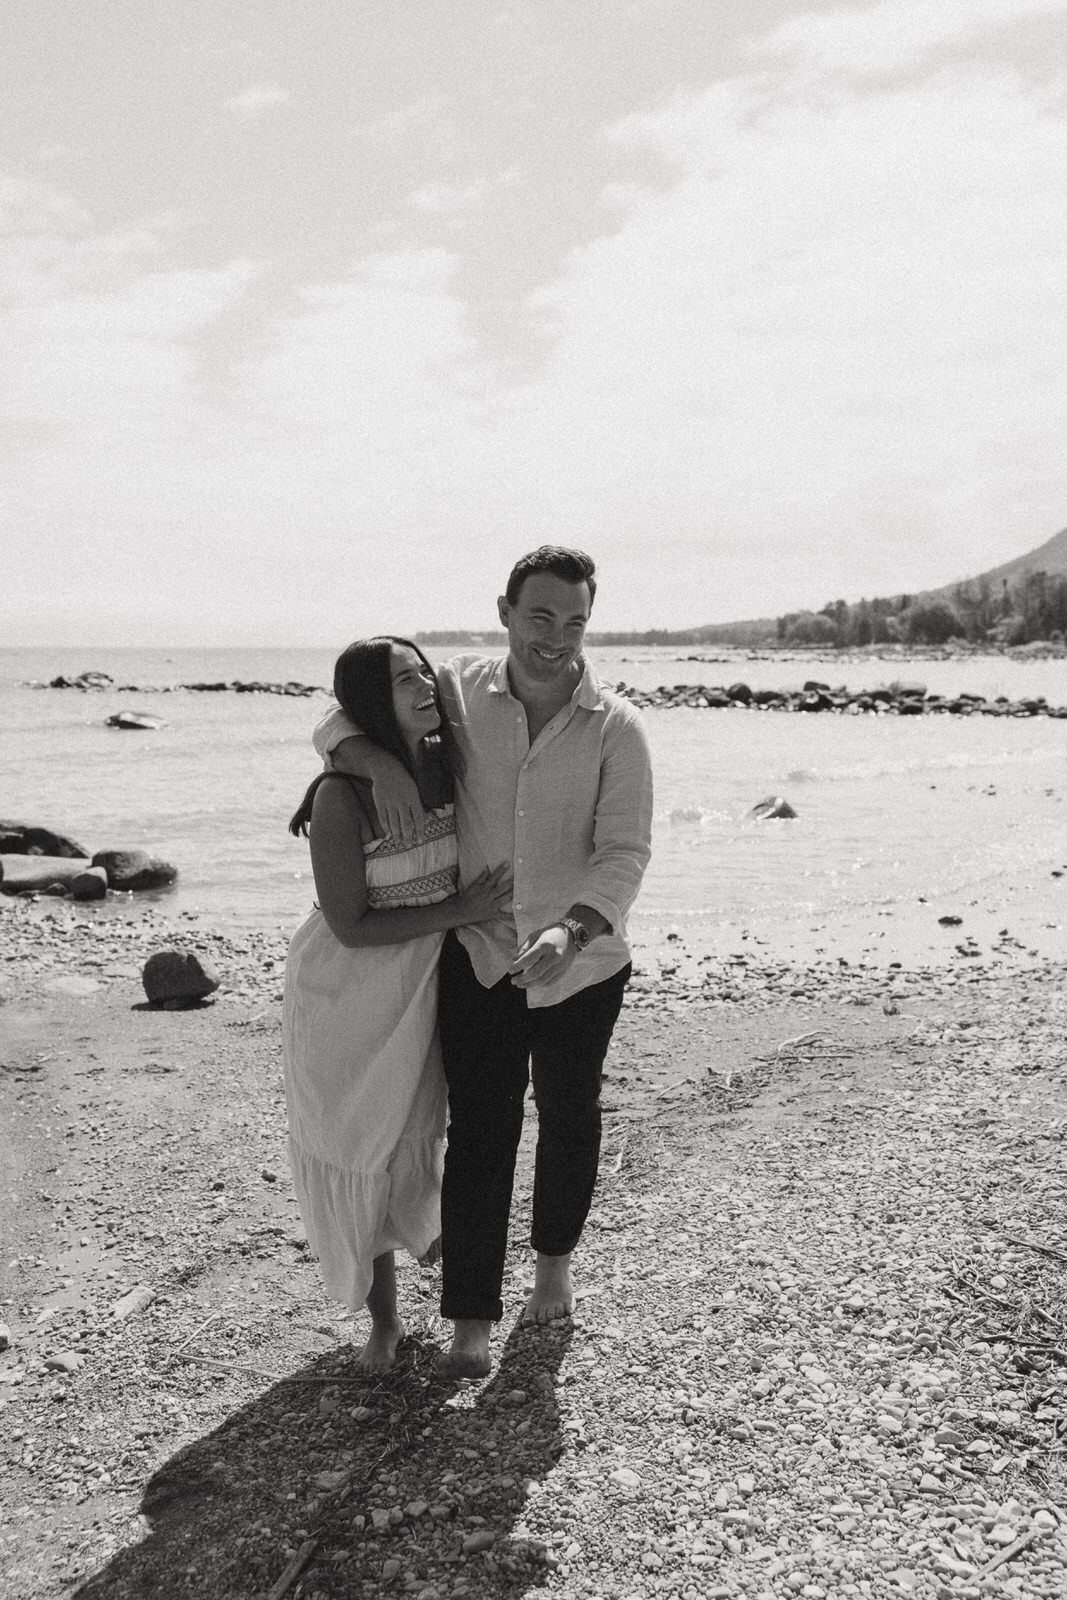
2,893,1066,1600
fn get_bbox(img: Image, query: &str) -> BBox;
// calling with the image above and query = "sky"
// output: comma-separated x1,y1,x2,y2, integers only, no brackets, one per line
3,0,1066,645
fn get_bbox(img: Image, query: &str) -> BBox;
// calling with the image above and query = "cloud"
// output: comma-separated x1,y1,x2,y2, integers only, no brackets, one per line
408,170,518,217
6,5,1067,639
224,82,290,121
491,55,1067,611
409,179,489,215
749,0,1067,77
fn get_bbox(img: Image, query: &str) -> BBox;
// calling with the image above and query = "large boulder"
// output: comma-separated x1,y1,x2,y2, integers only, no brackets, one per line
0,821,90,857
0,854,93,894
92,849,178,891
142,950,220,1007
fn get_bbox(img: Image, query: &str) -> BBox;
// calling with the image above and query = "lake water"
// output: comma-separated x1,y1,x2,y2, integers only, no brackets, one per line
4,645,1067,969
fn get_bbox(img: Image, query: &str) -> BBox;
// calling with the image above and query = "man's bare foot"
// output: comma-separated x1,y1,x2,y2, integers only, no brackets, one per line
521,1252,574,1326
434,1318,492,1379
355,1319,403,1374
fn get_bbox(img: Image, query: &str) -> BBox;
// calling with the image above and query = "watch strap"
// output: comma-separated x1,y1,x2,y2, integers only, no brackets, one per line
558,916,591,951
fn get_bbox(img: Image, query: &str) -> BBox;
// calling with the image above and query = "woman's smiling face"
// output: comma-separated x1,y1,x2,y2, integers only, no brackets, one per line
390,644,441,746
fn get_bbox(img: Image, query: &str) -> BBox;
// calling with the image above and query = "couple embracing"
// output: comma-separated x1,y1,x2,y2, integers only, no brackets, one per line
282,546,653,1379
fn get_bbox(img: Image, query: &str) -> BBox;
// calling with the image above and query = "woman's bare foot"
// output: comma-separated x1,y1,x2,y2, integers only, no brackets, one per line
355,1318,404,1374
521,1251,574,1326
434,1318,492,1379
357,1251,402,1372
418,1234,442,1268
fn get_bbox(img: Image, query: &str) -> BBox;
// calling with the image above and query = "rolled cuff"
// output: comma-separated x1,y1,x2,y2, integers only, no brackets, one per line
312,704,361,761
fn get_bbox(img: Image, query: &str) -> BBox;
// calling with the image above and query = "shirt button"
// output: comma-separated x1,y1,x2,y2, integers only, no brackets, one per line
517,857,523,864
518,810,524,817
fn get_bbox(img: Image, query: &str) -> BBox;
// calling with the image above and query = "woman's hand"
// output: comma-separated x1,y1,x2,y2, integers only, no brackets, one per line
452,863,511,926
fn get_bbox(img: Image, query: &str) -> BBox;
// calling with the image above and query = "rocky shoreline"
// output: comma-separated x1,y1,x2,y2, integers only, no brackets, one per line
616,679,1067,718
29,668,1067,719
32,671,325,697
2,897,1066,1599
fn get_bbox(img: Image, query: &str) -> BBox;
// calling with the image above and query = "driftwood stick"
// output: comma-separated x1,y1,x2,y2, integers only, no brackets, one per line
771,1029,827,1060
972,1331,1067,1360
652,1073,700,1099
172,1351,284,1380
171,1308,226,1358
172,1350,382,1385
975,1529,1039,1577
983,1228,1067,1270
266,1537,317,1600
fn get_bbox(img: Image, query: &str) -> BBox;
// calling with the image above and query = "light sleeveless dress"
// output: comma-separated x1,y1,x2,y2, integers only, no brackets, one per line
282,804,457,1311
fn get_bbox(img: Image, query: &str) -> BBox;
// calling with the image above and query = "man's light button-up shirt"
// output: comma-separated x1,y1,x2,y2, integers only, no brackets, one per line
313,651,653,1008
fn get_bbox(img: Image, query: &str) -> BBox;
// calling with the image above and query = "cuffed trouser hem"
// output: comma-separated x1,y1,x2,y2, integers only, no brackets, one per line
529,1231,582,1257
438,1294,504,1324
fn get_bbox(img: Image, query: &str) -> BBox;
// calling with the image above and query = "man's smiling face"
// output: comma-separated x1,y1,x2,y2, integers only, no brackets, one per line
498,571,592,687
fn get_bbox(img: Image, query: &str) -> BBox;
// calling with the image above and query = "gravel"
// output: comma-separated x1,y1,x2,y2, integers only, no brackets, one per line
1,896,1065,1599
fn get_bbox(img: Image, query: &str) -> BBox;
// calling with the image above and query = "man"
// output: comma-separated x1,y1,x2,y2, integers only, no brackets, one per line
314,546,653,1376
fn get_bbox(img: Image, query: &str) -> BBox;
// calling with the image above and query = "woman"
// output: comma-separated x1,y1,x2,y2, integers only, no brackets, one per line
283,637,508,1373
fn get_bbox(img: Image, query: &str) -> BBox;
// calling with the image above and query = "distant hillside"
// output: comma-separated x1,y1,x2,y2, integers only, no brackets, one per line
778,526,1067,648
925,525,1067,602
416,530,1067,651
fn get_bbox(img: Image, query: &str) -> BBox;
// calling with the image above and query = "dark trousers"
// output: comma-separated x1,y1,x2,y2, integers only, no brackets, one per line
436,930,630,1323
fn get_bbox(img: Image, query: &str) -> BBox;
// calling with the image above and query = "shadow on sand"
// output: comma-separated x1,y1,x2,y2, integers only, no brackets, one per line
72,1320,572,1599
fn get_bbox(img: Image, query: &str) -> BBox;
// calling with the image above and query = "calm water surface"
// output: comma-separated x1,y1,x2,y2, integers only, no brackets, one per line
3,646,1067,966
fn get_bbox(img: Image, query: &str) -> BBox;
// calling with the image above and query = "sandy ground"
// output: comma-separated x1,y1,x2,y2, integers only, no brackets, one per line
2,897,1067,1600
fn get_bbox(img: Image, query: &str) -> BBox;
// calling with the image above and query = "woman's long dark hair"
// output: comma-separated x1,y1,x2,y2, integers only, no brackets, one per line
289,636,459,837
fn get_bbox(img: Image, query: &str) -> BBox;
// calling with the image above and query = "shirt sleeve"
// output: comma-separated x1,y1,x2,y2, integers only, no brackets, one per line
312,704,362,763
574,706,653,934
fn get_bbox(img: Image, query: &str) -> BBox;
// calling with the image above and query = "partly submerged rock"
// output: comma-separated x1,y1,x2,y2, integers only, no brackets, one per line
71,866,109,901
749,796,798,821
92,849,178,891
142,950,220,1006
47,671,114,690
105,711,164,731
0,821,91,857
0,854,93,894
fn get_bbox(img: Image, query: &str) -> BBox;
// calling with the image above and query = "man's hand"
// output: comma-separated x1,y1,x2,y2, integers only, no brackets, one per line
329,735,427,844
507,924,576,990
373,770,426,845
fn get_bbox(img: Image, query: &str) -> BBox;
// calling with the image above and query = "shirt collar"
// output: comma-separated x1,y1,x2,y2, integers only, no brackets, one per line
488,652,606,713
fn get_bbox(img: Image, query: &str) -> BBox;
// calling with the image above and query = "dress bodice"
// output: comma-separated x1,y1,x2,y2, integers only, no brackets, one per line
363,806,458,909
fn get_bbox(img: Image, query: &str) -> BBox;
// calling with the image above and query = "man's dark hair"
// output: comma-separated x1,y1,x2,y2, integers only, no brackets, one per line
504,545,597,608
288,636,457,837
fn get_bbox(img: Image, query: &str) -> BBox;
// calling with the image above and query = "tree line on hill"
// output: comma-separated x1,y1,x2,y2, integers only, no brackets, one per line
778,570,1067,649
415,567,1067,651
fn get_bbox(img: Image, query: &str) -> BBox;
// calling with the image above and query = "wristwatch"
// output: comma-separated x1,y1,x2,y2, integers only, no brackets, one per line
558,917,591,952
